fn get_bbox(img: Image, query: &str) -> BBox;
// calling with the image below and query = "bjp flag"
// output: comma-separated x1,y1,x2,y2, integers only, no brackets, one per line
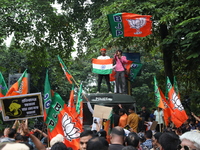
107,13,152,37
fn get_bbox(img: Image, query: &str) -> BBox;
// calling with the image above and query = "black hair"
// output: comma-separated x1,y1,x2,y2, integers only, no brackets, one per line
8,128,16,138
119,108,126,115
154,132,162,141
96,130,107,139
159,132,180,150
125,132,140,148
51,142,68,150
15,133,24,141
117,50,123,55
129,106,135,111
87,137,109,150
111,126,125,137
80,130,94,138
145,130,152,139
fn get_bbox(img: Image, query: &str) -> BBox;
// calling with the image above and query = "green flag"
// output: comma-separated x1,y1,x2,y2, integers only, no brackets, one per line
43,70,52,122
0,72,8,97
165,76,172,99
46,92,65,131
76,83,82,114
173,76,180,99
57,55,73,84
130,62,142,81
154,77,165,109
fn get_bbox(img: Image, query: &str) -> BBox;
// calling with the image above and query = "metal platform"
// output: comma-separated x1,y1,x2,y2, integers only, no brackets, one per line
83,93,135,104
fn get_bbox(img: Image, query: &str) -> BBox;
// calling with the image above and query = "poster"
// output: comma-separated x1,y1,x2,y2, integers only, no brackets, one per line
0,93,43,121
93,105,112,119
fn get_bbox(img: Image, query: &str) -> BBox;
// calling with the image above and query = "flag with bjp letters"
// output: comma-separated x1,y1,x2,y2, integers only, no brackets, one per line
107,13,152,37
44,71,82,150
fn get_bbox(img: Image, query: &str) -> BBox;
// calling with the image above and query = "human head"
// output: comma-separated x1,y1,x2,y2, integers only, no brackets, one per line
51,142,68,150
159,132,180,150
8,128,16,138
145,130,152,139
179,130,200,150
87,137,109,150
116,50,123,56
125,132,140,148
129,106,135,114
100,48,106,56
110,126,125,145
141,106,146,111
96,129,107,139
79,130,94,150
152,132,162,149
119,108,126,116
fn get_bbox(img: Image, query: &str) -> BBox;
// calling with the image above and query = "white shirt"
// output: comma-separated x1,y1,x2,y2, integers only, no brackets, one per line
87,101,101,131
97,55,110,59
154,110,164,124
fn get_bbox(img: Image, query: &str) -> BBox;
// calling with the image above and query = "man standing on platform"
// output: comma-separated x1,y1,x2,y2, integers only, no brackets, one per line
114,50,128,94
96,48,112,93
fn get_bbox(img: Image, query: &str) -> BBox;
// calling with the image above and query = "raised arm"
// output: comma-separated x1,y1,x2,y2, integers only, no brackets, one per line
191,112,200,122
22,120,46,150
87,101,94,114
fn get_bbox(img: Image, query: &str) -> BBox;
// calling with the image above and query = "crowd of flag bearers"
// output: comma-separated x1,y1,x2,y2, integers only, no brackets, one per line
0,54,200,150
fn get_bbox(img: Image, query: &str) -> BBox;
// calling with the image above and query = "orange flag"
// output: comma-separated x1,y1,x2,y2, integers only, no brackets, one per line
6,70,28,96
159,88,172,126
107,13,152,37
168,86,188,127
49,104,82,150
68,85,76,115
57,55,73,84
109,60,133,81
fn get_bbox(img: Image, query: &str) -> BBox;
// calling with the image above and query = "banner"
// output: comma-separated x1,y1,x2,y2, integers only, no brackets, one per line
0,93,43,121
107,13,152,37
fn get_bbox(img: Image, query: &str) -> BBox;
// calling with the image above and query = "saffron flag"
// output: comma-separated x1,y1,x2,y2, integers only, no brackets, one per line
159,88,172,126
0,72,8,97
107,13,152,37
47,93,81,150
154,77,165,109
44,72,82,150
109,60,133,81
43,70,52,122
104,111,114,143
92,58,113,75
6,69,28,96
57,55,73,84
166,77,188,127
68,84,79,119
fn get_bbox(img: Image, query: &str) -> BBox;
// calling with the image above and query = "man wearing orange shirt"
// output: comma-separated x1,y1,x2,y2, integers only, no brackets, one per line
127,106,142,133
118,108,128,128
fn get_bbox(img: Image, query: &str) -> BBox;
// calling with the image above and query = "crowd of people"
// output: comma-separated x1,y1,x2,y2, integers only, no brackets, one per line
1,105,200,150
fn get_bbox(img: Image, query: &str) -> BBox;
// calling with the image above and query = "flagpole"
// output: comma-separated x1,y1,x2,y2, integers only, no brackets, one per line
71,77,89,103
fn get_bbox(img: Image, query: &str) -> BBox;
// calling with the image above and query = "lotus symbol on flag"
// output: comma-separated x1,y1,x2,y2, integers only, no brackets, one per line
172,92,184,111
62,113,80,141
126,17,146,34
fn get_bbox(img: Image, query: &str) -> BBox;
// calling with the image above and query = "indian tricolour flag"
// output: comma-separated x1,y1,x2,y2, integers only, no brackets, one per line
92,58,113,74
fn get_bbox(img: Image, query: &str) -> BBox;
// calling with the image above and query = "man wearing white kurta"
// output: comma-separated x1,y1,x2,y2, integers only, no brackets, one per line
96,48,111,93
